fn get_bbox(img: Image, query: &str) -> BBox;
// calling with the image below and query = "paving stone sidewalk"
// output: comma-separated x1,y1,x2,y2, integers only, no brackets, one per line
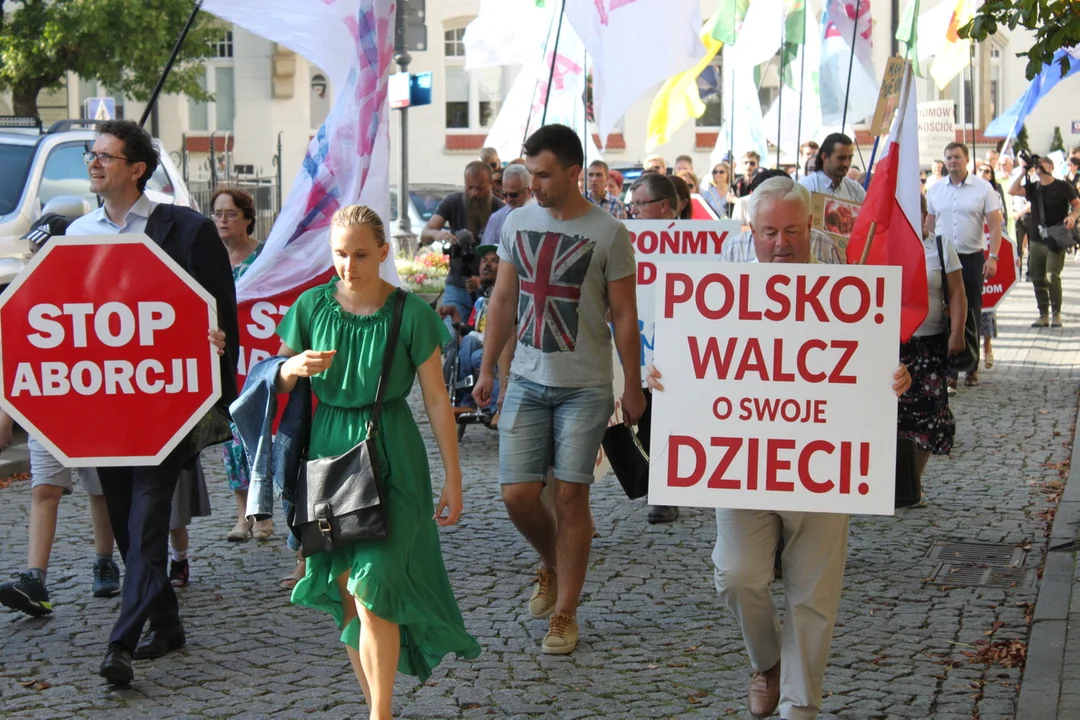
1,260,1078,720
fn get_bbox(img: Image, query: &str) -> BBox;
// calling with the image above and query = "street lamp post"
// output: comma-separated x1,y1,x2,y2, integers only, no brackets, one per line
392,0,415,256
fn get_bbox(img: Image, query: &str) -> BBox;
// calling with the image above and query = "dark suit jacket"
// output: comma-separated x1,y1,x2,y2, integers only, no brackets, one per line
145,203,240,409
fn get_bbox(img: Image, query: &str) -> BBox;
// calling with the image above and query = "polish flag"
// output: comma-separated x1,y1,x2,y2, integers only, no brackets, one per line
847,62,928,342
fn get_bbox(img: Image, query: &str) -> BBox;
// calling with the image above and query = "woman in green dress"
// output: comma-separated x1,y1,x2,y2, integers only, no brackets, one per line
274,205,479,719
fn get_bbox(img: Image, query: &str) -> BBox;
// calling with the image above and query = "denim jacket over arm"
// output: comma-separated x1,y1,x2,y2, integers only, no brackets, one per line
229,356,312,520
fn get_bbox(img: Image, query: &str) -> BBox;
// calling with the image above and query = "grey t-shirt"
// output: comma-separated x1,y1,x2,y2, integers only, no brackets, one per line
498,204,635,387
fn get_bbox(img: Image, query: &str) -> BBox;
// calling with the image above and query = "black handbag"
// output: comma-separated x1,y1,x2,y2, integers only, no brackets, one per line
292,289,406,558
935,235,979,373
1034,182,1078,253
602,423,650,499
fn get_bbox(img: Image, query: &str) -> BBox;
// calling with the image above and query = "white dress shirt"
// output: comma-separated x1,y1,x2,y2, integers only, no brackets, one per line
799,171,867,203
719,228,843,265
65,194,157,236
925,173,1002,254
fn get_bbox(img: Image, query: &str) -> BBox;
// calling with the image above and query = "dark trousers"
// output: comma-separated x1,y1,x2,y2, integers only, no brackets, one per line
97,450,186,651
949,251,984,379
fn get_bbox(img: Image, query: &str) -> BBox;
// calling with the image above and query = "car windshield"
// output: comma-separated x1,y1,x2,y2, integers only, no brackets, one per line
409,188,448,222
0,144,35,216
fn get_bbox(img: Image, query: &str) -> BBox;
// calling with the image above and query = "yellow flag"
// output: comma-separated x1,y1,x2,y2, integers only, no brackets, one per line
645,13,724,152
930,0,973,90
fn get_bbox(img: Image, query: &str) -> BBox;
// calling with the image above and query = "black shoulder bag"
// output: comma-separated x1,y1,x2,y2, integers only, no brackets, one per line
936,236,978,373
292,289,406,557
1034,181,1078,253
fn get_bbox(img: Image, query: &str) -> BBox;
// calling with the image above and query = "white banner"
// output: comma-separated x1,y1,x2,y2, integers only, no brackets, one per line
649,262,901,515
917,101,956,167
625,220,741,381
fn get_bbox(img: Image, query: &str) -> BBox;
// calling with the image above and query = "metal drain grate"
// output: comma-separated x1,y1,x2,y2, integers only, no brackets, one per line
929,563,1036,589
926,541,1026,568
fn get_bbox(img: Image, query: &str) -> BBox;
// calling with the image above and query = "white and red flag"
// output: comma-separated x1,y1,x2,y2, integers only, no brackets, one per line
846,62,928,342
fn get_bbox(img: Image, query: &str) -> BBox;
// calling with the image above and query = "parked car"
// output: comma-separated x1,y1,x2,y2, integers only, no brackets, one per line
0,117,192,287
389,182,461,229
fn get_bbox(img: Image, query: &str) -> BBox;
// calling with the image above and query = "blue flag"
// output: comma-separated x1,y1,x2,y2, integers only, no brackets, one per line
984,48,1080,139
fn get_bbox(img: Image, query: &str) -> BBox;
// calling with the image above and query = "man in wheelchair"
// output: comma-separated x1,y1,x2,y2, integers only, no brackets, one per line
439,243,515,431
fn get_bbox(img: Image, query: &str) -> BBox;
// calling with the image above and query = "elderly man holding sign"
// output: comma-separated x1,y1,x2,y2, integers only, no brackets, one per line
647,177,910,720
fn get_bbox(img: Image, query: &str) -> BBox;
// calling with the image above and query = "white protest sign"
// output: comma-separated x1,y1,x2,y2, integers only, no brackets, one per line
649,262,901,515
917,101,955,167
626,219,742,382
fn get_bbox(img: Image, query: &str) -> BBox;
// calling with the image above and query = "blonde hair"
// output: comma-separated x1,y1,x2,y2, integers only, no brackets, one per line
330,204,386,246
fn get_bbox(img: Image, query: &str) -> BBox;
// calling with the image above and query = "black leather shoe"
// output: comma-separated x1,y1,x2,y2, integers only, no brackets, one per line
132,624,186,660
647,505,679,524
99,643,133,686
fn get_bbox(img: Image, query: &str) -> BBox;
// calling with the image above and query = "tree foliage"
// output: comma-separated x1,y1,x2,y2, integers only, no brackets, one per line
1049,125,1066,153
0,0,219,117
961,0,1080,80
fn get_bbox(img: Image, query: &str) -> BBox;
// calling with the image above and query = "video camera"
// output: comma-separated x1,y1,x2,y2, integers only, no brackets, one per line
442,228,477,262
1018,149,1042,169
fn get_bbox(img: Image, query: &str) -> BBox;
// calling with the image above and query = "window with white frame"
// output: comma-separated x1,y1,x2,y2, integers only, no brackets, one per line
188,30,236,132
444,23,512,131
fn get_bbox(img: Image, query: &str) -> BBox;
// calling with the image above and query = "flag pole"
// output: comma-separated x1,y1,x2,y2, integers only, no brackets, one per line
859,221,878,264
862,135,880,189
776,12,785,169
795,23,807,179
840,0,863,129
139,0,204,128
968,43,977,167
523,4,563,147
539,0,568,127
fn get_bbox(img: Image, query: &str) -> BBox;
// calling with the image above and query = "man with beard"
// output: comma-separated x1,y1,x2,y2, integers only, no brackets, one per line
799,133,866,203
423,161,505,319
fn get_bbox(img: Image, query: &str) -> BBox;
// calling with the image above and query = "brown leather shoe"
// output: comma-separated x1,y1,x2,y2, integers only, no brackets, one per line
748,660,781,718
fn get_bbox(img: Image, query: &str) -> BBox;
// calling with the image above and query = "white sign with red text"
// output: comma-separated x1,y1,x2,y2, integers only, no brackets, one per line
649,262,901,515
625,219,741,382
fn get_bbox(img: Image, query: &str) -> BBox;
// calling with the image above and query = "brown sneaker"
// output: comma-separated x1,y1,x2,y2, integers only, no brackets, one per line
528,567,557,619
252,518,274,541
748,660,781,718
541,613,578,654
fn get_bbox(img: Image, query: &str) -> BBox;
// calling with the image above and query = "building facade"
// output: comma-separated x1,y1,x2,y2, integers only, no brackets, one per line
3,0,1078,198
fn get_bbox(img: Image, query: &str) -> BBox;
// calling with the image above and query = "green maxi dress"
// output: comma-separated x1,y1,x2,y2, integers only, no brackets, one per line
277,281,480,681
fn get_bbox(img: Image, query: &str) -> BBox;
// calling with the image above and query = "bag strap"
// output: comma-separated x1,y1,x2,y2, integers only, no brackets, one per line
1034,180,1048,232
935,235,950,311
369,289,407,436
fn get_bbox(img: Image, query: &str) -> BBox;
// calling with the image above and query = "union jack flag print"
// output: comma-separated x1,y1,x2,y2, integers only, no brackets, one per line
512,230,595,354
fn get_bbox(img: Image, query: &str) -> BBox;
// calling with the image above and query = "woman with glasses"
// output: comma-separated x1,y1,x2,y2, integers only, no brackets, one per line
208,190,276,533
701,162,731,218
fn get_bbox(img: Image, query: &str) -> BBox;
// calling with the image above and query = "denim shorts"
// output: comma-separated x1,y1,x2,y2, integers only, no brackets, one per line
498,375,614,485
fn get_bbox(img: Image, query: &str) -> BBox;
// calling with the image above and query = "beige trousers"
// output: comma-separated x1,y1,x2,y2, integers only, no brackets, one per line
712,509,849,720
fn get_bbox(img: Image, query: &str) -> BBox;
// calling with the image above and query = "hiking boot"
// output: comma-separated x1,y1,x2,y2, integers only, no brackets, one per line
1032,315,1050,328
528,567,557,619
542,613,578,655
169,559,190,588
748,660,781,718
1052,312,1063,328
93,558,121,598
0,572,52,617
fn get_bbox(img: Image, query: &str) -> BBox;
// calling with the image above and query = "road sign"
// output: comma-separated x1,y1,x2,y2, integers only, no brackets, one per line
983,235,1016,311
389,72,411,109
85,97,115,121
0,235,221,467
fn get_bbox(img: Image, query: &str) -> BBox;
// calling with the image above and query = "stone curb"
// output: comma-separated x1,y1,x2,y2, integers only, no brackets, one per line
1016,391,1080,720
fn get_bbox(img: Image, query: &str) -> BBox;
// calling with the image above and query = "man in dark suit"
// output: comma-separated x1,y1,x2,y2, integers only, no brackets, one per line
67,119,239,685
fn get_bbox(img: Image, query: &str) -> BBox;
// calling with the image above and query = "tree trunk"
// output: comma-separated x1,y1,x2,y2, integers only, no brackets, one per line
12,81,42,119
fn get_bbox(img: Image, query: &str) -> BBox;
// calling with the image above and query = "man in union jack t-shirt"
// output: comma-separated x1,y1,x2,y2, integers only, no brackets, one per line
473,124,645,658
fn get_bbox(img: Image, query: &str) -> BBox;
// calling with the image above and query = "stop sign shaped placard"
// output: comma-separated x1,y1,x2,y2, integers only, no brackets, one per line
983,235,1017,311
0,235,220,467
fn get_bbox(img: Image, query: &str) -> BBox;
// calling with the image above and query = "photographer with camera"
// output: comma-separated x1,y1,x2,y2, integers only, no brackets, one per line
422,161,506,319
1009,153,1080,328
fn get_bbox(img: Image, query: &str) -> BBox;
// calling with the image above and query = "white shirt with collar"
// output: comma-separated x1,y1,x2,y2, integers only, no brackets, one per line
799,171,867,203
719,228,842,265
65,194,158,237
925,172,1002,254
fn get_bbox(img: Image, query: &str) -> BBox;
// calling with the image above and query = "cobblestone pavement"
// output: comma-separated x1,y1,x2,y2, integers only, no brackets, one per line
2,261,1078,720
